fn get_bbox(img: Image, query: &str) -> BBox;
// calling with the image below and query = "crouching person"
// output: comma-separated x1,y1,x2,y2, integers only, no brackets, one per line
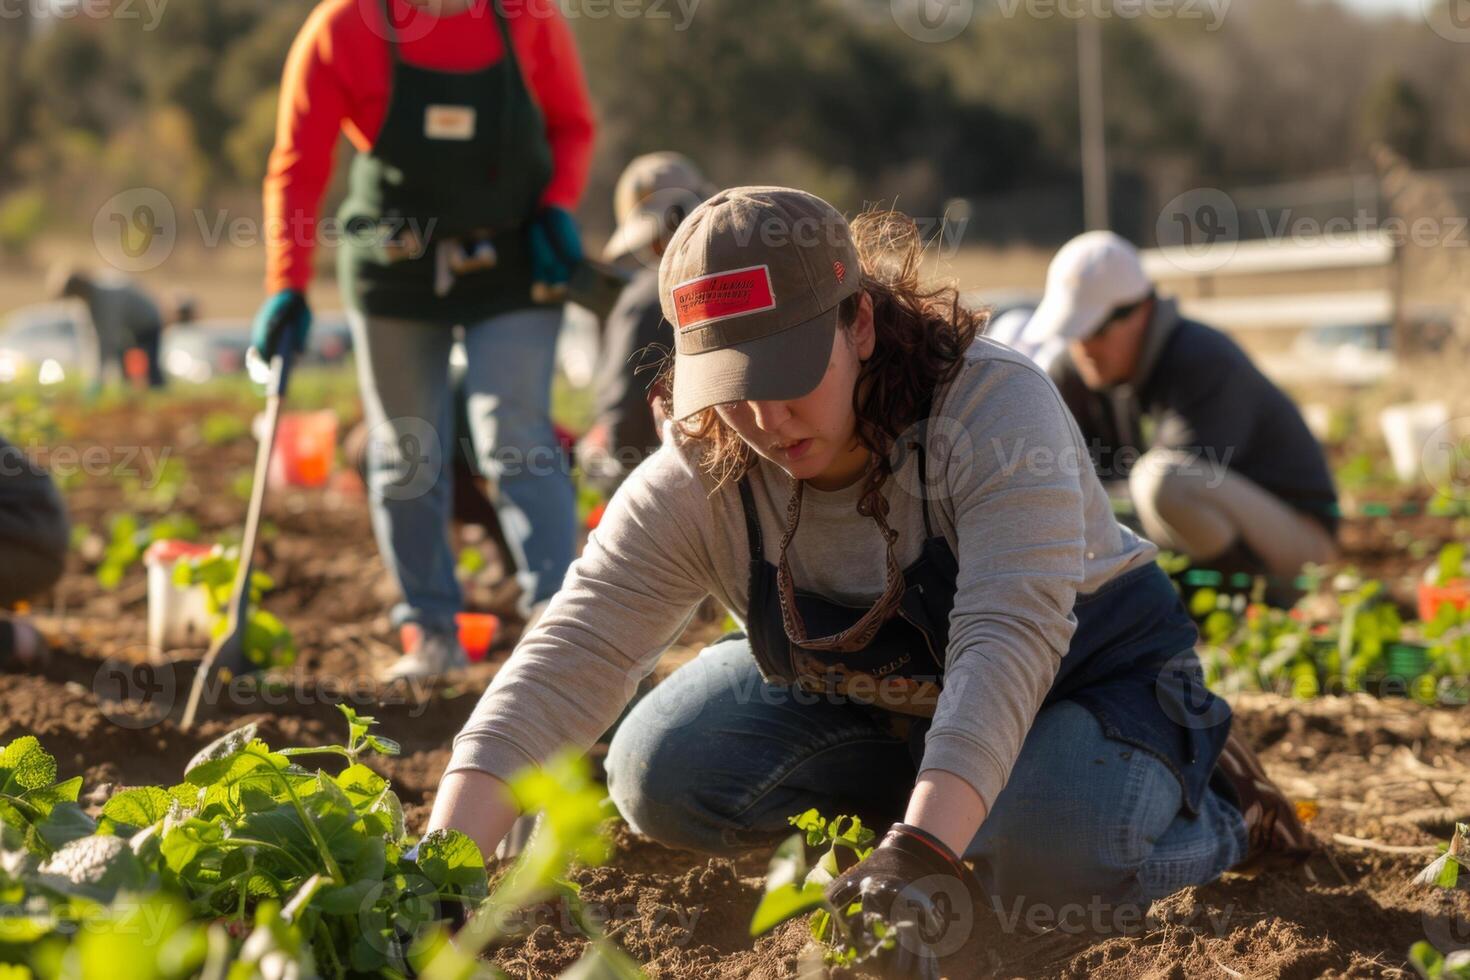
1025,232,1339,581
426,189,1313,969
0,435,69,669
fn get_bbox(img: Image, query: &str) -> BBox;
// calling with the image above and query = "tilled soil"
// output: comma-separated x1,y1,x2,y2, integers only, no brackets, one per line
7,392,1470,978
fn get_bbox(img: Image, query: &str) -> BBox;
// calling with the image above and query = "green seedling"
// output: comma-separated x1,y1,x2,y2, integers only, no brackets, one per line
173,549,296,670
420,750,630,979
1411,943,1470,980
95,512,202,590
749,810,897,970
200,411,250,447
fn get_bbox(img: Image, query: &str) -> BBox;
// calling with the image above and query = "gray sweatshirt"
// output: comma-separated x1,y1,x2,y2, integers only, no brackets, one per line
448,338,1155,809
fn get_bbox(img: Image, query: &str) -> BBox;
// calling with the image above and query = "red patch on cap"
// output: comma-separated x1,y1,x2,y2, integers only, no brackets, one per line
671,265,776,331
833,260,846,284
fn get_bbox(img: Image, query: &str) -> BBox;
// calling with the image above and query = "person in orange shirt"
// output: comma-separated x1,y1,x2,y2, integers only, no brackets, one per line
254,0,594,680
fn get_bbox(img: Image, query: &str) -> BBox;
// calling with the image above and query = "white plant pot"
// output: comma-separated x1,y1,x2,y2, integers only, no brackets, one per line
1379,402,1449,485
145,540,216,660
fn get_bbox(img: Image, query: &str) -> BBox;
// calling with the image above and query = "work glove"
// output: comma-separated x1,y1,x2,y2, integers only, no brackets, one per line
528,206,583,296
250,288,312,361
826,823,978,979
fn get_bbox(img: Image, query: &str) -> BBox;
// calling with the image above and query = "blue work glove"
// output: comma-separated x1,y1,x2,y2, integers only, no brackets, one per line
250,288,311,361
528,206,583,289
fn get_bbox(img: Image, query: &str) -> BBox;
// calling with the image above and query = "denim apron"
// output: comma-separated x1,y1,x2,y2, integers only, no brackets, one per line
738,437,1231,816
336,0,555,324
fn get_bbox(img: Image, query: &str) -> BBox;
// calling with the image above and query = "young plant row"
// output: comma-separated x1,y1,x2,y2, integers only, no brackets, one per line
1176,545,1470,704
0,707,640,980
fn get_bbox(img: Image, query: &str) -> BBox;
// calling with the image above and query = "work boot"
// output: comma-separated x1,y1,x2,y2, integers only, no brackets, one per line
382,624,468,682
1215,723,1317,876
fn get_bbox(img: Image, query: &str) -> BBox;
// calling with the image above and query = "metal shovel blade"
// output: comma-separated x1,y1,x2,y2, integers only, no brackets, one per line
180,347,292,730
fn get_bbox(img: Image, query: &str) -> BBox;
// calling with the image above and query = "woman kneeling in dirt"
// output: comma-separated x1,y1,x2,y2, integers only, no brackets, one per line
428,187,1313,966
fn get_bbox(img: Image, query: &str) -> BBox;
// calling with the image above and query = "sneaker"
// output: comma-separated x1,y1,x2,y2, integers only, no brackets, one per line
382,624,468,682
1216,723,1317,876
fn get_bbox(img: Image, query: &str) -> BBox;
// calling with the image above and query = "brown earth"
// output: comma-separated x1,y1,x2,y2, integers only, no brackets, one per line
4,389,1469,979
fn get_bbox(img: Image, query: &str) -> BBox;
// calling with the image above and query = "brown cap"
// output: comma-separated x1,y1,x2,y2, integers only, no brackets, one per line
659,186,860,420
602,152,716,263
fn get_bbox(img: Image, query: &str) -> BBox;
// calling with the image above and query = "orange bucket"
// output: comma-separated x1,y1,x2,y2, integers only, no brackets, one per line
455,612,500,662
269,410,339,488
124,347,150,385
1419,579,1470,622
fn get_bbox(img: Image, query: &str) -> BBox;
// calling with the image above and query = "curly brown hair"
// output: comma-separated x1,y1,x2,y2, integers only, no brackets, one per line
657,208,987,507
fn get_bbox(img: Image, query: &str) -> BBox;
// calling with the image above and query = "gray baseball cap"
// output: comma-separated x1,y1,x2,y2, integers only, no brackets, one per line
603,152,716,263
659,186,861,420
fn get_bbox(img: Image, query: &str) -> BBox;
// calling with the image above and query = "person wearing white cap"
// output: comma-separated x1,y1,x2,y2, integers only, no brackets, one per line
576,152,715,493
427,189,1314,971
1030,231,1339,581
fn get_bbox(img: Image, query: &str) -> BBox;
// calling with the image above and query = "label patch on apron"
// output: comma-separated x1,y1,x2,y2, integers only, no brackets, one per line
424,105,476,141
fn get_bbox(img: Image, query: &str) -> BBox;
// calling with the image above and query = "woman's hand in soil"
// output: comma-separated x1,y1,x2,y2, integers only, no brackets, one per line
425,769,521,865
826,823,979,978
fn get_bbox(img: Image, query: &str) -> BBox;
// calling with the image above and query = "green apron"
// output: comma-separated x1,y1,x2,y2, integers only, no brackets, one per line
337,0,555,324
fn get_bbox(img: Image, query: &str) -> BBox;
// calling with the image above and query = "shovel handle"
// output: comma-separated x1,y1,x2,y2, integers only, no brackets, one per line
181,345,294,729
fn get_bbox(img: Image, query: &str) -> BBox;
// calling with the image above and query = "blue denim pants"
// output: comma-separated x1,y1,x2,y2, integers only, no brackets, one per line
605,636,1248,913
348,308,576,630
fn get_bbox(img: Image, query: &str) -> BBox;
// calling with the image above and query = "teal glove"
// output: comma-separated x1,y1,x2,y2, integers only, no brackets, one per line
528,206,583,289
251,289,311,361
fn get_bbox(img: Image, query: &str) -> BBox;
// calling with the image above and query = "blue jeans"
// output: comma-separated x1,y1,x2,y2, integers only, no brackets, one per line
348,308,576,630
605,636,1248,915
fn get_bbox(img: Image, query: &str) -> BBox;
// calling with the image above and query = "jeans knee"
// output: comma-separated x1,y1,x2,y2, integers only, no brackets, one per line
605,726,740,855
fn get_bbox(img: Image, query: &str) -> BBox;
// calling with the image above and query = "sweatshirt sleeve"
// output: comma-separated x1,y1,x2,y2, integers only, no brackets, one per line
263,7,349,294
918,357,1090,810
517,0,595,211
446,443,714,783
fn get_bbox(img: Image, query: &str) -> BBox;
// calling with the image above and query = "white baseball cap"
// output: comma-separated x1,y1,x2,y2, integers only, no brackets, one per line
1025,231,1153,349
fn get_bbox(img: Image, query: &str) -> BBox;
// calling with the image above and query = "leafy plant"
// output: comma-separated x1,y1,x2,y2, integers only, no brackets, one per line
95,512,201,590
1410,943,1470,980
0,736,95,857
200,411,250,447
173,548,296,670
749,810,896,970
419,751,638,980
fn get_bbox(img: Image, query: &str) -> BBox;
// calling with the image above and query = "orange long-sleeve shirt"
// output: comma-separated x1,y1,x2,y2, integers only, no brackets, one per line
263,0,596,293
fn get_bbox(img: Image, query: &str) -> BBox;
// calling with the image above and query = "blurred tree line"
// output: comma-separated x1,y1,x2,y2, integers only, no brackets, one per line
0,0,1466,257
